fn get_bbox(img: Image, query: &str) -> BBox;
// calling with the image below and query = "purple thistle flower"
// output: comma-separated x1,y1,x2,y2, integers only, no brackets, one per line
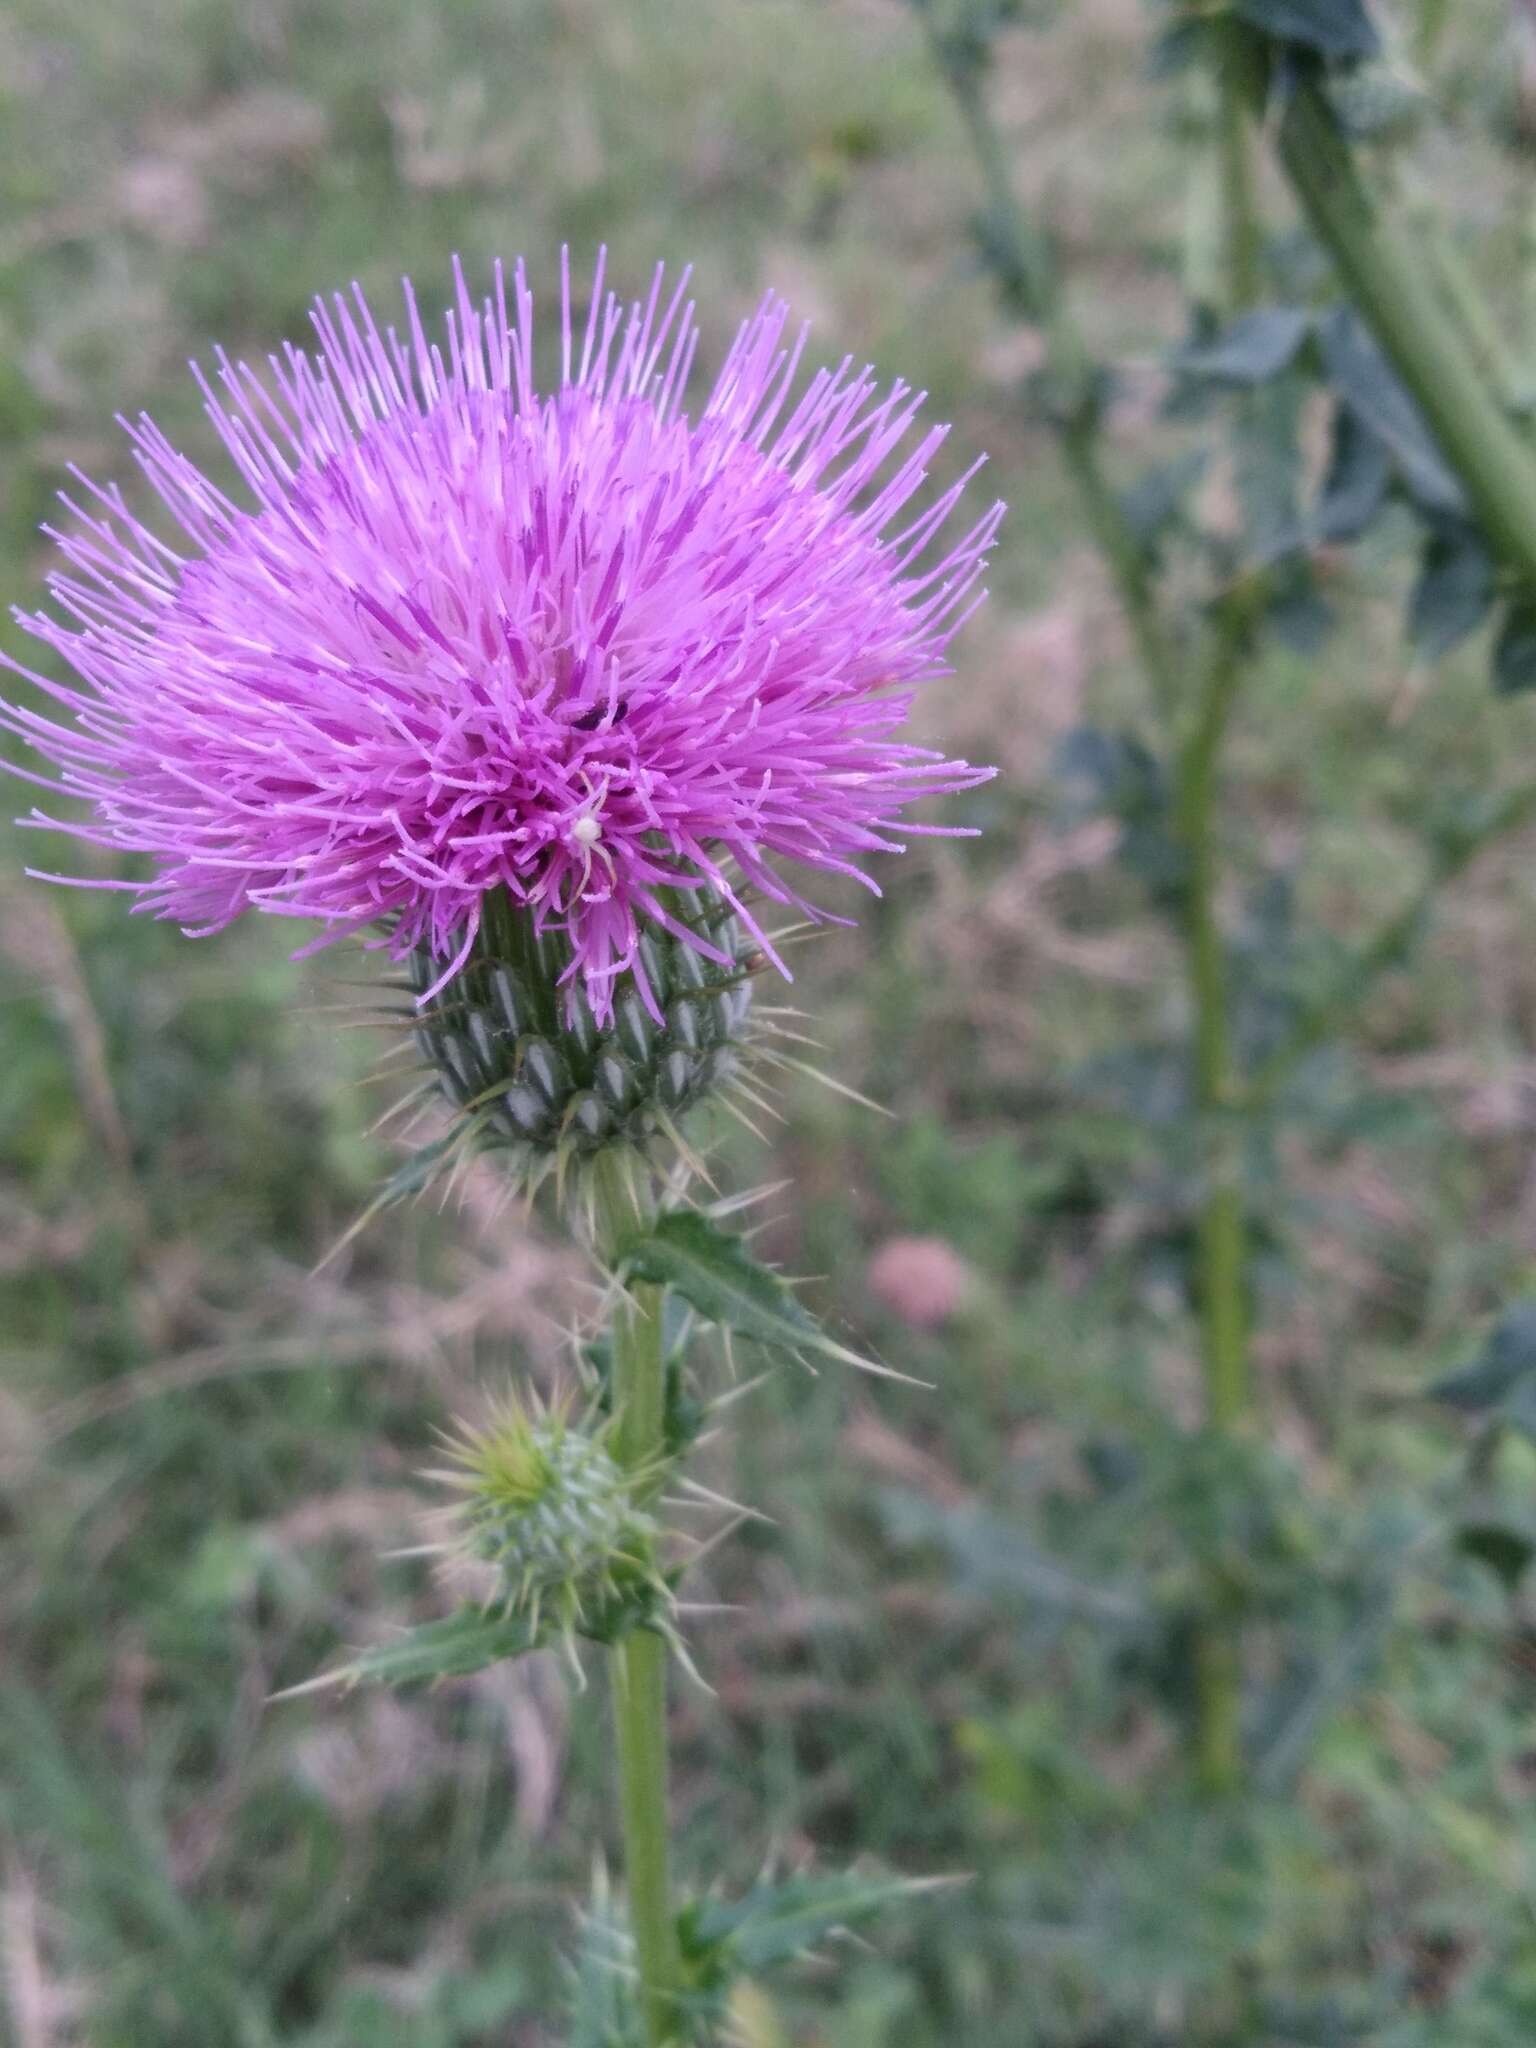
1,252,1002,1020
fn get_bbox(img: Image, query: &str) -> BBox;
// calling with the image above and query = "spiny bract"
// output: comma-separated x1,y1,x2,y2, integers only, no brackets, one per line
411,884,754,1172
432,1391,659,1632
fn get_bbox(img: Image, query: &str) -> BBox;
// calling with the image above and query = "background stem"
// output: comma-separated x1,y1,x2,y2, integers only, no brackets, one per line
597,1168,684,2047
929,31,1182,720
1176,33,1265,1792
1275,72,1536,587
1177,594,1256,1795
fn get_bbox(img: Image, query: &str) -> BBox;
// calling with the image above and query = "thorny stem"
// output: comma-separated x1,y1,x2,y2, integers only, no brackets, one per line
594,1157,684,2048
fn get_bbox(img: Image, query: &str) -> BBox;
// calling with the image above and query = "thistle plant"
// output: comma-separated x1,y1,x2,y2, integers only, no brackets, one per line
0,253,1000,2042
910,0,1536,1810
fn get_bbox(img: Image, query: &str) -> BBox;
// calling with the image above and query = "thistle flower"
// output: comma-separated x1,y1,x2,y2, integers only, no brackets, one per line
0,252,1002,1027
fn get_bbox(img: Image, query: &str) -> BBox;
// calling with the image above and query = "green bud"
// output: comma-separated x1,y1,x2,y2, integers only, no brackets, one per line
432,1391,662,1637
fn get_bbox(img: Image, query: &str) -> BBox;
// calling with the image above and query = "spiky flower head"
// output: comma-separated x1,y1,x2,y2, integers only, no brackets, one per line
429,1388,664,1647
1,251,1001,1027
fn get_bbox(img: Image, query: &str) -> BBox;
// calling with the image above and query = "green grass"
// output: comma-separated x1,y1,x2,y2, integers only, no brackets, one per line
7,1,1536,2041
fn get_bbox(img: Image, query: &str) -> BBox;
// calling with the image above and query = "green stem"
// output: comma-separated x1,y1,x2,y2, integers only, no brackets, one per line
1216,26,1263,315
1275,71,1536,586
1176,588,1260,1795
932,32,1182,720
596,1167,684,2048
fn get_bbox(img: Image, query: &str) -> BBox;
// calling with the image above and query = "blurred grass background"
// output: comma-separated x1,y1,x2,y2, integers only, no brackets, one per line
7,1,1536,2041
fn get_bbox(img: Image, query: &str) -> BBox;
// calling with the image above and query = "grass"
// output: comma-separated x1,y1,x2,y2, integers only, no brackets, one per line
7,0,1536,2041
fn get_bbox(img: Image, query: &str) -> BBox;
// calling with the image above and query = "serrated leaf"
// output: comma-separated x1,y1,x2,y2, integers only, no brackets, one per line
682,1869,950,1977
1408,523,1496,660
616,1208,880,1374
1175,307,1312,386
566,1890,645,2048
1493,597,1536,694
279,1605,546,1696
1234,0,1379,61
1315,406,1392,542
1320,308,1465,519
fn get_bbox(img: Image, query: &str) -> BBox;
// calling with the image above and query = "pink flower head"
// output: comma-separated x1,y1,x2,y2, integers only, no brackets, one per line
2,253,1002,1019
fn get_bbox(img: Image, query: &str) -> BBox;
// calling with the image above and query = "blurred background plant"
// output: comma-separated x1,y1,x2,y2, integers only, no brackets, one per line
8,0,1536,2042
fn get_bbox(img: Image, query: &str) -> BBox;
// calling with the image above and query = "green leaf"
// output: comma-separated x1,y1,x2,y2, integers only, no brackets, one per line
1325,57,1428,141
879,1489,1148,1626
1233,373,1309,567
1175,307,1312,386
278,1606,547,1696
1457,1520,1536,1593
1408,523,1496,660
566,1889,645,2048
1320,308,1464,519
1052,727,1187,913
616,1207,878,1373
1493,598,1536,694
1430,1302,1536,1422
1314,406,1391,542
1233,0,1379,62
682,1869,950,1978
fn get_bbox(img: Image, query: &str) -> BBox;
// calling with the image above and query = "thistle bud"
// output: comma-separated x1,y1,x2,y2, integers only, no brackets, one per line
430,1392,664,1647
411,890,755,1184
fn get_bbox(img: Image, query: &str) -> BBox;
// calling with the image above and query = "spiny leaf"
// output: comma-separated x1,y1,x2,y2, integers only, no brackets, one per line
681,1868,958,1977
275,1605,546,1696
566,1884,646,2048
615,1208,895,1378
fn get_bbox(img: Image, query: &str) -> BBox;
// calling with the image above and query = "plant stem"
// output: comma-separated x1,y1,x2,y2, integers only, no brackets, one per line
1176,592,1257,1795
596,1165,684,2048
1215,25,1263,315
1274,71,1536,587
929,27,1182,719
1180,8,1265,1800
